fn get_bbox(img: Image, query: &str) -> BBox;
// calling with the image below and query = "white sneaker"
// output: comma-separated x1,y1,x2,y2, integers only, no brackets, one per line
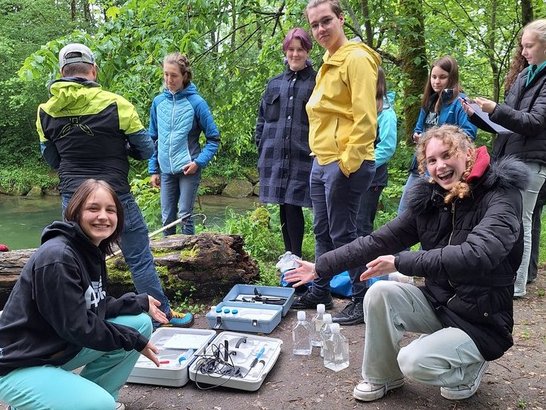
353,378,404,402
115,402,126,410
440,361,489,400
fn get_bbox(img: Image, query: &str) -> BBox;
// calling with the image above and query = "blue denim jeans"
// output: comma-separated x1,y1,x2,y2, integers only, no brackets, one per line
310,159,375,299
62,193,171,315
356,184,384,237
160,171,201,235
397,172,422,216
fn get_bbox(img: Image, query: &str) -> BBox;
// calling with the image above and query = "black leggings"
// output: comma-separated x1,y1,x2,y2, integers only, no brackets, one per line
279,204,305,257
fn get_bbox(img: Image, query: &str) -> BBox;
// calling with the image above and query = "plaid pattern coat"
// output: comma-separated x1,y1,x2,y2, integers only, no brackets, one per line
255,64,316,207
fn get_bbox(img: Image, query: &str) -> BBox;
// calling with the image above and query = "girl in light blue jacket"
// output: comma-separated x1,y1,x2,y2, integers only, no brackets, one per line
148,53,220,235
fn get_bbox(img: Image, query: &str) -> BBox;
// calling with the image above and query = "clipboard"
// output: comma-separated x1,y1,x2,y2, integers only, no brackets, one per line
469,102,510,133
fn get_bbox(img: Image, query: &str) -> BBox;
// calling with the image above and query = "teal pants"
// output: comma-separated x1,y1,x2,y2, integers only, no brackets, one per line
0,313,152,410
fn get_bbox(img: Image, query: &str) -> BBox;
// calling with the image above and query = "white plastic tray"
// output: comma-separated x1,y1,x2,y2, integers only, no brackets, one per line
128,327,217,387
188,331,283,391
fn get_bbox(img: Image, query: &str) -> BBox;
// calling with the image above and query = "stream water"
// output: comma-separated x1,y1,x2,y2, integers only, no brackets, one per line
0,194,259,250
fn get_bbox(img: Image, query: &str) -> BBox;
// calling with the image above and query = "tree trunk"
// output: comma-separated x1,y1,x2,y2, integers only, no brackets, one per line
398,0,428,143
0,233,260,310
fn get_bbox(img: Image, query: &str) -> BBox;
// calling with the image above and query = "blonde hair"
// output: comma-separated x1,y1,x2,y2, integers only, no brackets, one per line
416,125,476,204
523,19,546,43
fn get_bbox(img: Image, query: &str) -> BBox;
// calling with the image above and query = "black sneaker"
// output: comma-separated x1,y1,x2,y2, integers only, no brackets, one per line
332,299,364,325
291,289,333,310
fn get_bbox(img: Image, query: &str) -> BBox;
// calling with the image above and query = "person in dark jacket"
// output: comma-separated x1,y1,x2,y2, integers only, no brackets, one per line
285,125,527,402
255,27,316,258
0,179,168,410
462,19,546,297
37,43,193,327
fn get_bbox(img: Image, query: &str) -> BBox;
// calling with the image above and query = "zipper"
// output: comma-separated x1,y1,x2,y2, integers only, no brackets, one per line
446,201,457,294
169,92,175,173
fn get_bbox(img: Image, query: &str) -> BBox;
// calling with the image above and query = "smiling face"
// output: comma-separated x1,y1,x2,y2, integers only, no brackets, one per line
307,3,345,55
425,137,470,190
430,65,450,93
163,62,186,93
79,187,118,246
285,38,309,71
521,30,546,66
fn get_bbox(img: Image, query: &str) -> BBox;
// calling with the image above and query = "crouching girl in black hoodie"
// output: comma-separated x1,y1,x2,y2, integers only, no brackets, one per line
0,179,168,410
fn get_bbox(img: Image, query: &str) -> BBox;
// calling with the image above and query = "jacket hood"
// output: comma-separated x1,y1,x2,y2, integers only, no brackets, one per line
41,221,95,250
407,154,530,215
47,78,102,112
384,91,395,109
325,41,381,67
163,82,198,99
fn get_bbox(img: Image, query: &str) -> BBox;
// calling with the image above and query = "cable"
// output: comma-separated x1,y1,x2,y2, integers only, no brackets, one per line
192,341,265,390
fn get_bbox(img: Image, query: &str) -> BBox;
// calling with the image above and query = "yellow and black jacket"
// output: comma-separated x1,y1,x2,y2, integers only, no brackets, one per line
37,78,153,195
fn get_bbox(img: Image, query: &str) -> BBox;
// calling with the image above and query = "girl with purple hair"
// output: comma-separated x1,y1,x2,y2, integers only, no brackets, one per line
255,28,316,258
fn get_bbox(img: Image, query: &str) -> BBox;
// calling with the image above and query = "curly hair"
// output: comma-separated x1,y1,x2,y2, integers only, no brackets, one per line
416,125,476,204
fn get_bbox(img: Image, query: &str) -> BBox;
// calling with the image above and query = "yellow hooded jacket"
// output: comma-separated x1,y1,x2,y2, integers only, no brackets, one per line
306,41,381,176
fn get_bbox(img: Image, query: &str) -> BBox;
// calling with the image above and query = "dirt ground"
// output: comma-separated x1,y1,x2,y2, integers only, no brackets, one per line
1,277,543,409
116,274,545,410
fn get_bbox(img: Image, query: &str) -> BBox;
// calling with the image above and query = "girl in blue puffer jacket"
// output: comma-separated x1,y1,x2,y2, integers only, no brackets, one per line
148,53,220,235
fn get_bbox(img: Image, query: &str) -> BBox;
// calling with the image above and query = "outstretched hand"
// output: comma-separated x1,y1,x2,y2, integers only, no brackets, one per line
360,255,396,282
283,260,318,288
148,296,168,325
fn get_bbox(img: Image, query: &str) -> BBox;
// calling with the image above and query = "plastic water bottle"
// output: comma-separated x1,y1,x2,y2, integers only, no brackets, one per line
323,323,349,371
292,311,312,355
311,303,325,347
388,272,415,284
276,251,301,286
319,313,333,357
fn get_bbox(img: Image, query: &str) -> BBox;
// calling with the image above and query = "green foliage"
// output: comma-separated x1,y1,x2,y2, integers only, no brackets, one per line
213,205,285,262
0,164,58,194
0,0,83,167
130,175,162,231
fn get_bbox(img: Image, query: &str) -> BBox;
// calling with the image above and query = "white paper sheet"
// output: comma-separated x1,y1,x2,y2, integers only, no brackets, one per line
469,102,510,133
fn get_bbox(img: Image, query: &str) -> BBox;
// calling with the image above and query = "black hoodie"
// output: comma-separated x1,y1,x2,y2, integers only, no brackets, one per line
0,221,149,376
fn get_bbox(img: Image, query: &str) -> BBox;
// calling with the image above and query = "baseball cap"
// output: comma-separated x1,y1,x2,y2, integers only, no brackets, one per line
59,43,95,70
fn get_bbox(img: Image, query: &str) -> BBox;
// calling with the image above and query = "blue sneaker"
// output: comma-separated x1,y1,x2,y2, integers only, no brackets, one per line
163,310,194,328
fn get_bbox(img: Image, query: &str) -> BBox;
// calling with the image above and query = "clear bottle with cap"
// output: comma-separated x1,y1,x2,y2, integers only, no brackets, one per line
319,313,333,357
311,303,326,347
323,323,349,371
292,311,312,355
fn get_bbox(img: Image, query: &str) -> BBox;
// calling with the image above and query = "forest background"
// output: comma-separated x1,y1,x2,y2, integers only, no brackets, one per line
1,0,545,302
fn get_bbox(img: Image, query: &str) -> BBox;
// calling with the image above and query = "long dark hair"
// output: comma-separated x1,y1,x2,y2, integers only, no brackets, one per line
64,179,124,254
504,42,528,95
376,66,387,113
422,56,461,113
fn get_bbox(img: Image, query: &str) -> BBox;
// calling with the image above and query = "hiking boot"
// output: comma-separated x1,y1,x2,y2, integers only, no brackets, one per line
353,378,404,402
291,289,333,310
332,299,364,325
163,310,194,328
440,361,489,400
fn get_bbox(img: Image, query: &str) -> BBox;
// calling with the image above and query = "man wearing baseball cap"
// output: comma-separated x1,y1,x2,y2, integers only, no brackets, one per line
36,43,194,328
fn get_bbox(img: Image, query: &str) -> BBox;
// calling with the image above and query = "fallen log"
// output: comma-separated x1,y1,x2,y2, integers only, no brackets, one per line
0,233,260,309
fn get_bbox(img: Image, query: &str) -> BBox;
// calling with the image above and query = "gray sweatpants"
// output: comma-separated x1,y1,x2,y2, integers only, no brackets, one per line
362,281,486,388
